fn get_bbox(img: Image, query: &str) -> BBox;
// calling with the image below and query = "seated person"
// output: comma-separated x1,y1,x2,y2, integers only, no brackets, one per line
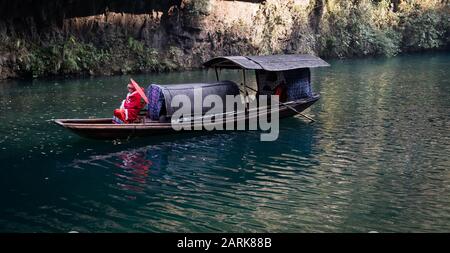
274,81,287,102
113,83,145,124
257,81,287,103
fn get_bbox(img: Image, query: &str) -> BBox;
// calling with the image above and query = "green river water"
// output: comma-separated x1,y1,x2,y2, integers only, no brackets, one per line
0,52,449,232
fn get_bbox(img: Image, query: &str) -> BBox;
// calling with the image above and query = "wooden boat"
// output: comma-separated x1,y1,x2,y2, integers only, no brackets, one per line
55,54,329,139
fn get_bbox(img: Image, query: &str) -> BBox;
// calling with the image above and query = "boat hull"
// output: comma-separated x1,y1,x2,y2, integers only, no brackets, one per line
54,95,320,139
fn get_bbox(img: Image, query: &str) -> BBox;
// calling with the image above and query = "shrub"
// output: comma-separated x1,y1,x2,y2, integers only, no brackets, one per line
398,3,447,51
16,36,111,78
127,37,160,71
318,0,400,58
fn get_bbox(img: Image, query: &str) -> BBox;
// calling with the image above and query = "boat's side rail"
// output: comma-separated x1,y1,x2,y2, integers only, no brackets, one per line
170,94,320,123
54,94,319,128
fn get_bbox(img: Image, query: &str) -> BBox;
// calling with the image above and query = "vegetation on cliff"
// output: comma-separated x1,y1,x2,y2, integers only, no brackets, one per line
0,0,448,79
0,36,180,78
318,0,449,57
217,0,449,58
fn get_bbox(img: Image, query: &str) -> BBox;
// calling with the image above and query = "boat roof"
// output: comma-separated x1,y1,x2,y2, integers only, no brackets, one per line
203,54,330,71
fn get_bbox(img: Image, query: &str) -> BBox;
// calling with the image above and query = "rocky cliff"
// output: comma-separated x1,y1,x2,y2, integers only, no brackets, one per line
0,0,448,80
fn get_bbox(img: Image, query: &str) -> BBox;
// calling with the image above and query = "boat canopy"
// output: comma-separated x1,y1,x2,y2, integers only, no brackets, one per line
146,81,240,120
203,54,330,71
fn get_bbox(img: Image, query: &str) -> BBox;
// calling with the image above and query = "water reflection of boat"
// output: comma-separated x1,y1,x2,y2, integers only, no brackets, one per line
55,55,329,139
69,121,317,194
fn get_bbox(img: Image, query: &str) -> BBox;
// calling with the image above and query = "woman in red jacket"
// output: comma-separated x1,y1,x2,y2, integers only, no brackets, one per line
113,83,144,124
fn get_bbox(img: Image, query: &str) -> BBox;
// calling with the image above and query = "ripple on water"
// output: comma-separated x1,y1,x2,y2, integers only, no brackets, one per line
1,53,450,232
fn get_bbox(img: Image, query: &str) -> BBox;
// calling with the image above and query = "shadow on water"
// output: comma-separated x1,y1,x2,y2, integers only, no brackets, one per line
0,115,320,232
65,116,318,194
69,116,317,178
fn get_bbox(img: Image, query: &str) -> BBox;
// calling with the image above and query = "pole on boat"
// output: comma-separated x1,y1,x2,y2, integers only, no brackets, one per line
242,69,249,110
281,101,316,123
265,94,316,123
242,69,248,96
215,67,219,81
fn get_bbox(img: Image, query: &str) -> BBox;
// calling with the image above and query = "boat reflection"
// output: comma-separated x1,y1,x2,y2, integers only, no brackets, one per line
69,118,318,196
114,151,151,192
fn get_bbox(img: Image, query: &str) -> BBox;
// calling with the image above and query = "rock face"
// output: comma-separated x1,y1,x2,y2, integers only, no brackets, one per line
0,0,187,79
0,0,179,39
0,0,317,79
0,0,448,80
